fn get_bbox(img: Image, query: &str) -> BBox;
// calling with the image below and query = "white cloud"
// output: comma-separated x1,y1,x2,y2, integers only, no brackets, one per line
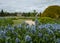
0,0,60,12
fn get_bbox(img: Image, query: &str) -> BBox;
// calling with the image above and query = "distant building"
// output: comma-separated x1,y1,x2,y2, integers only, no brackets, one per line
17,13,22,16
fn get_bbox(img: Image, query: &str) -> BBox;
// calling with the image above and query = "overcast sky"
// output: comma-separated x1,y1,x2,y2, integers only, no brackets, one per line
0,0,60,12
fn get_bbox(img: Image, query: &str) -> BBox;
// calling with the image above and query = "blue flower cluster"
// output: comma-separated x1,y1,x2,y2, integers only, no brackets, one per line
0,22,60,43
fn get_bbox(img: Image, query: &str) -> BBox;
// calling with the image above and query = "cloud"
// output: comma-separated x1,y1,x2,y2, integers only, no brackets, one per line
0,0,60,12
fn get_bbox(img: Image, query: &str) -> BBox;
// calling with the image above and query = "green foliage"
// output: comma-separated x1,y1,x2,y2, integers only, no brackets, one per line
0,18,60,43
38,17,56,24
0,9,17,16
41,5,60,19
0,18,13,26
22,10,37,17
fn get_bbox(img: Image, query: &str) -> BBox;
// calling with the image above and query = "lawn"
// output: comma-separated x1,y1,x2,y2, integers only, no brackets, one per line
0,16,36,25
13,19,26,25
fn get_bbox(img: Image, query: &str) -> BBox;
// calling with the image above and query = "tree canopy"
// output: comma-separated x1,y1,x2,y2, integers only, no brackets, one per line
41,5,60,19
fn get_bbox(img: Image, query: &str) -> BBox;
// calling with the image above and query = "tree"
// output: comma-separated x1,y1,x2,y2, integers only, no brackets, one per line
33,10,37,16
0,9,4,16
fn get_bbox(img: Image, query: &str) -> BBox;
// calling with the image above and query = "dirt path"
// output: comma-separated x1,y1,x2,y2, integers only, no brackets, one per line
13,19,35,25
25,20,35,25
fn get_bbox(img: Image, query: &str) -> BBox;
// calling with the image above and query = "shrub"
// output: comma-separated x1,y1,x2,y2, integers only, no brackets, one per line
0,18,13,26
38,17,56,24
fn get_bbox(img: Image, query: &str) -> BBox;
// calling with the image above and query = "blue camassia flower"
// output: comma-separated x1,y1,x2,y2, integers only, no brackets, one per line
25,35,32,42
15,38,20,43
38,33,43,37
56,38,60,43
30,25,36,34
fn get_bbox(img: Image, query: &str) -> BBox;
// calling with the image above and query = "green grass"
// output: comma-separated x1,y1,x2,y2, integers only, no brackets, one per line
1,16,60,25
0,16,37,25
13,19,26,25
0,18,13,26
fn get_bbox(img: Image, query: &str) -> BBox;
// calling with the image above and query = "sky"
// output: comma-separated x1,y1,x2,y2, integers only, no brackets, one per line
0,0,60,12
